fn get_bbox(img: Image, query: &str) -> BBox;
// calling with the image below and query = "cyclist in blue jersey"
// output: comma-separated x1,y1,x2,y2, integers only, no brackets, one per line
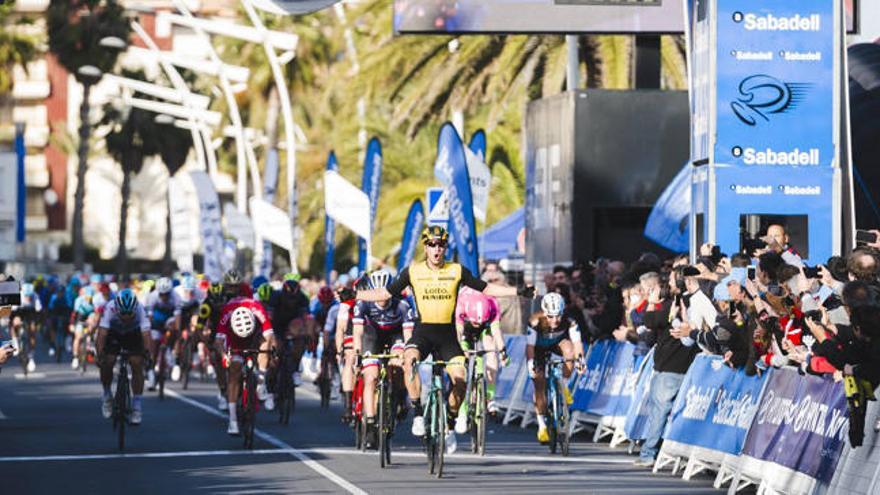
352,270,414,448
144,277,182,390
71,287,97,370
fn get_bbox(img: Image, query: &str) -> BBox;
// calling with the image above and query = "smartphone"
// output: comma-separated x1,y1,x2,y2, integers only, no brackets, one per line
856,230,878,245
728,303,736,318
0,339,16,351
747,266,757,281
803,265,820,279
0,281,21,307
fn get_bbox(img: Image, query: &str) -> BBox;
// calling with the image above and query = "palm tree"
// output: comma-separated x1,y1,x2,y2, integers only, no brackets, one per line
99,70,162,277
0,3,42,96
46,0,130,269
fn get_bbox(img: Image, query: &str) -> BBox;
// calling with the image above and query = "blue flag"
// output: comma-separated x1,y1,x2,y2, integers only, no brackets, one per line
358,138,382,272
398,199,425,272
644,162,691,253
325,152,339,283
434,123,479,275
15,125,26,242
468,129,487,161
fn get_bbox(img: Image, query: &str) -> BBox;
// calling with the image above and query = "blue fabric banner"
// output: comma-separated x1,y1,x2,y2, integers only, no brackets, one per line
358,138,383,272
468,129,487,161
324,152,339,283
663,354,770,455
15,126,25,242
397,199,425,272
434,123,479,275
623,350,655,441
644,163,690,253
741,367,848,483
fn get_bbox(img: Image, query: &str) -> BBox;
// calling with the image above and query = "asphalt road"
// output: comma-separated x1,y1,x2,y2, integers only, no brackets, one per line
0,343,721,495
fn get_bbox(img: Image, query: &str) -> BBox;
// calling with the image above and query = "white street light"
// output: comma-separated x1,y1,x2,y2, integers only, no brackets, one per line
77,65,103,81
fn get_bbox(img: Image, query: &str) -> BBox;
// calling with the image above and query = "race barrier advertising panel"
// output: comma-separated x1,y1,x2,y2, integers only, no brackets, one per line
741,367,849,484
663,354,770,456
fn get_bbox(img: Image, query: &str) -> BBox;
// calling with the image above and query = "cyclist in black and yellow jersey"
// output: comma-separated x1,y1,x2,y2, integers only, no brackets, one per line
357,225,534,454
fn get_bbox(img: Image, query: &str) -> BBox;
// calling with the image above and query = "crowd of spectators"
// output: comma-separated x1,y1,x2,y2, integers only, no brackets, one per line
541,224,880,463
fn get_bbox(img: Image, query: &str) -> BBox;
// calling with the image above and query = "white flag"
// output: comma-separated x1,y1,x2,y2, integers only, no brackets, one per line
168,176,194,273
190,171,225,282
464,146,491,222
324,171,371,241
249,197,293,252
223,202,256,250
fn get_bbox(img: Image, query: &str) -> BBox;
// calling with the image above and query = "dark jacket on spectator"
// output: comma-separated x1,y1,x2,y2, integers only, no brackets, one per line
641,299,698,374
591,284,624,341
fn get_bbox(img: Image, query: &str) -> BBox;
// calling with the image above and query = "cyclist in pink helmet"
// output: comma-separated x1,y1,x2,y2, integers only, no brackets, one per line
454,287,509,417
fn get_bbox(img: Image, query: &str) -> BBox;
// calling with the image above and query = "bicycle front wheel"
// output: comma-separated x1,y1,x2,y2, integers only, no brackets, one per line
548,387,558,454
474,376,488,456
557,379,571,457
243,370,258,449
378,378,388,468
434,389,446,478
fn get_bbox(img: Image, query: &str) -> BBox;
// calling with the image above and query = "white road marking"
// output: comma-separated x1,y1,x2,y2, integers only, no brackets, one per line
0,448,290,462
0,408,6,420
302,447,635,465
13,373,47,379
165,389,367,495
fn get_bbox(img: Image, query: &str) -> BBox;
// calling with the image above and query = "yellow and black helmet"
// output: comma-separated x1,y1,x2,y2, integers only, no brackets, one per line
420,225,449,244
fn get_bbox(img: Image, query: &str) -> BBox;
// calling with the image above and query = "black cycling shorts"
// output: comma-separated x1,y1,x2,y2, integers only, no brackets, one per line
363,328,405,356
406,323,463,362
533,332,570,366
106,331,145,355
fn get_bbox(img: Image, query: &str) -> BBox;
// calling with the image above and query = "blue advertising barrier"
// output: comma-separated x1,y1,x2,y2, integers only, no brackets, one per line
494,335,526,402
622,349,655,441
567,340,642,417
741,367,848,483
662,354,771,455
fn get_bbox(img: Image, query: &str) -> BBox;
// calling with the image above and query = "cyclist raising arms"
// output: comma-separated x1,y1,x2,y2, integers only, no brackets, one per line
455,287,509,418
352,270,414,448
526,293,586,444
96,289,151,425
357,226,534,454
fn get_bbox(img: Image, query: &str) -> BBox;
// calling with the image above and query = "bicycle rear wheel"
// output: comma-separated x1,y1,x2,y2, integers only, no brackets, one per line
18,329,29,376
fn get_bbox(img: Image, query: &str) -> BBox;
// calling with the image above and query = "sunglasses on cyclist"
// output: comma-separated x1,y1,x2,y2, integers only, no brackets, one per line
426,241,447,249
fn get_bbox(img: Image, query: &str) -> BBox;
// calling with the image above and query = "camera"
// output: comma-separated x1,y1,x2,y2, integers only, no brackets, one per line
803,265,821,279
741,232,768,256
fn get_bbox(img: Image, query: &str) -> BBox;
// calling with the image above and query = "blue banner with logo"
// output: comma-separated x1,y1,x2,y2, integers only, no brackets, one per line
693,0,839,263
715,0,835,168
324,152,339,283
434,123,479,275
741,367,848,483
566,340,643,417
14,126,25,242
358,137,383,272
662,354,770,455
397,199,425,272
623,349,655,441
